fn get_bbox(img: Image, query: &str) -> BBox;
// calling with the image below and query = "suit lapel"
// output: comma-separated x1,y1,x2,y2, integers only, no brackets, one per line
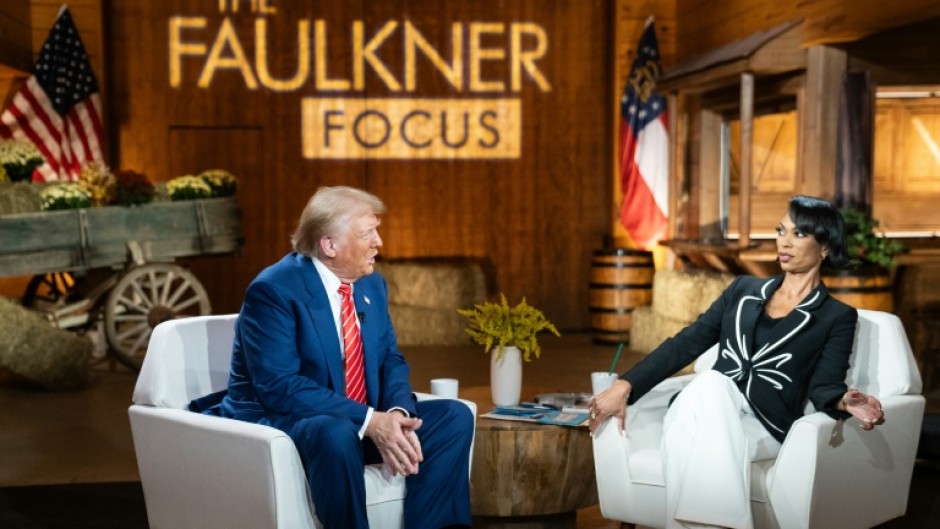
299,255,345,393
733,278,775,361
751,278,828,361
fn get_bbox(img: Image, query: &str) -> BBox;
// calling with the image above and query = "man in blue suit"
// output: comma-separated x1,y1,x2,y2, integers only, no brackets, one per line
217,186,474,529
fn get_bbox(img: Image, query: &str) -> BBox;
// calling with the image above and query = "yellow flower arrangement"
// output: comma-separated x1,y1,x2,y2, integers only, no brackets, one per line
78,162,116,206
198,169,238,197
458,293,561,361
166,175,212,201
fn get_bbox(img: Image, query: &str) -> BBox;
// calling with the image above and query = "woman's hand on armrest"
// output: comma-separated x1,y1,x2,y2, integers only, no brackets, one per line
588,379,632,435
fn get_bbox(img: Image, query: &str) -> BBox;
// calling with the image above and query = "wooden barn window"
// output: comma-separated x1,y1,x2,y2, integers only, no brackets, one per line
873,88,940,234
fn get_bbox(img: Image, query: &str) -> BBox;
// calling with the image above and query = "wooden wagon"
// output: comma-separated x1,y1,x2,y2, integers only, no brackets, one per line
0,197,242,369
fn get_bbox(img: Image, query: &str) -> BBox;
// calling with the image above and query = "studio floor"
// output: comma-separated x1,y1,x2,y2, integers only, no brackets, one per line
1,332,939,528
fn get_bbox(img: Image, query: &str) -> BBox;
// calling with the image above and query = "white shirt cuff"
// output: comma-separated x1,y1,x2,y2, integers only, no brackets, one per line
358,407,374,439
388,406,410,418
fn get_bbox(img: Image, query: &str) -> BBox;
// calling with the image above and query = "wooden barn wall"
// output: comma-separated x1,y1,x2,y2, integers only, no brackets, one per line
103,0,614,330
673,0,940,62
0,0,32,75
671,1,940,345
847,17,940,233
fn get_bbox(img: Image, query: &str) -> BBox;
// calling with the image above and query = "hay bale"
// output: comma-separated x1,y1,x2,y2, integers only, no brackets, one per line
629,306,699,375
652,269,735,322
388,305,472,346
0,296,91,390
0,182,42,215
375,260,486,309
629,305,689,355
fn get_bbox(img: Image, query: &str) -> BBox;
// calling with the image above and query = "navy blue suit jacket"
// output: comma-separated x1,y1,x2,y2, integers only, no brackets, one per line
219,253,416,431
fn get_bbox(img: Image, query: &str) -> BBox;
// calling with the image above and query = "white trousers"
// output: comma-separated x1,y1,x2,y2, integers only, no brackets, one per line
662,370,781,529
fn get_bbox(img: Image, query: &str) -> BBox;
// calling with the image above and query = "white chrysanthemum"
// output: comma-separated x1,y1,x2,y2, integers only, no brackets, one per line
0,140,43,165
40,183,93,211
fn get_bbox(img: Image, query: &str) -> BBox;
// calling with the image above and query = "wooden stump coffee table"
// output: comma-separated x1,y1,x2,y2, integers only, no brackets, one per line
464,386,598,529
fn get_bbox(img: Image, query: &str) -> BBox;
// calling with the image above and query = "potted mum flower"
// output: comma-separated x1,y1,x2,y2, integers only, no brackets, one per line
198,169,238,197
111,169,156,206
40,183,93,211
0,139,45,183
166,175,212,201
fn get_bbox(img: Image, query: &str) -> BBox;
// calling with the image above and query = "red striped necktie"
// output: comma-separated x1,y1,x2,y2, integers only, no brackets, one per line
339,283,366,404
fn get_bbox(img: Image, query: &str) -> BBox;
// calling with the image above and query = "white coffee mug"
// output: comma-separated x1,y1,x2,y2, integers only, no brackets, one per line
430,378,459,399
591,372,619,395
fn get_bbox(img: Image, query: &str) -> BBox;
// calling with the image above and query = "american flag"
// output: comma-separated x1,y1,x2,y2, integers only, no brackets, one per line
0,6,104,182
618,18,668,250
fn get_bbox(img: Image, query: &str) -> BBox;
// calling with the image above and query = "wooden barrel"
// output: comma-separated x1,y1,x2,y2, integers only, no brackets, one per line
589,249,654,344
823,268,894,312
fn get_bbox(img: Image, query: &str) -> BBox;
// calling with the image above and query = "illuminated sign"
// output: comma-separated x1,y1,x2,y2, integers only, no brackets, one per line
168,0,550,159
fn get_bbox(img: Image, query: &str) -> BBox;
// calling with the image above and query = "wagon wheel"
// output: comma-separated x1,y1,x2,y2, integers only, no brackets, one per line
22,272,77,309
105,263,211,370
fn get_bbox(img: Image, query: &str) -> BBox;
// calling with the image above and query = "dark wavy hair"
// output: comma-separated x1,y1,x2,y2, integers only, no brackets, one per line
787,195,849,268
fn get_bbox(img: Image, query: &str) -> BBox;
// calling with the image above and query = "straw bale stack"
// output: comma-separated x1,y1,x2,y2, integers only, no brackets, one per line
630,269,735,355
630,305,688,355
388,306,469,346
0,296,91,390
376,260,486,309
651,269,735,322
0,182,42,215
374,259,487,346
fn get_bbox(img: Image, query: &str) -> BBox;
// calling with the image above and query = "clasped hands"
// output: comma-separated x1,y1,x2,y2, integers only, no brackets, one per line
366,410,424,476
842,388,885,430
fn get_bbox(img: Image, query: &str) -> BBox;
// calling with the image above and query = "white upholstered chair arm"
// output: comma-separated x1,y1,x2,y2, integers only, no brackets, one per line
593,373,695,522
768,395,925,529
128,405,314,529
593,416,634,521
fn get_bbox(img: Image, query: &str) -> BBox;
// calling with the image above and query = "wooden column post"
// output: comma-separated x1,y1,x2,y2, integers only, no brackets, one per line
798,45,847,200
739,72,755,248
667,92,680,241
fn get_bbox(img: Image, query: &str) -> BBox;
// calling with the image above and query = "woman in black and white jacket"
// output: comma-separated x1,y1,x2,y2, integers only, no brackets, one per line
589,195,885,529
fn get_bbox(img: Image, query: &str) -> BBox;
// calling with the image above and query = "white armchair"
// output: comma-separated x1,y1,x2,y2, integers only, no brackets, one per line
593,309,924,529
129,314,476,529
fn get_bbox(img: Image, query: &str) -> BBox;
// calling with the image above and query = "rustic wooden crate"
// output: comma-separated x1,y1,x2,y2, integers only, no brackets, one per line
0,198,242,277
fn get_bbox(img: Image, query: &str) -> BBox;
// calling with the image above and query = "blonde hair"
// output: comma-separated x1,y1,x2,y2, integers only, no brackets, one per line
291,186,386,258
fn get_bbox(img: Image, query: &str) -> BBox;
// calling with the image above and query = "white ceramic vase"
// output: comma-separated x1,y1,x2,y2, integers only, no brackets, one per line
490,345,522,406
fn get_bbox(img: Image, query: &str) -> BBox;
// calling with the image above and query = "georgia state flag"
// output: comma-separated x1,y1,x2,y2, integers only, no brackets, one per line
618,19,668,250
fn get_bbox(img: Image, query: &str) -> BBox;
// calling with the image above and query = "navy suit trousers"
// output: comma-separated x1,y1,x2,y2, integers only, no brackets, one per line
283,399,473,529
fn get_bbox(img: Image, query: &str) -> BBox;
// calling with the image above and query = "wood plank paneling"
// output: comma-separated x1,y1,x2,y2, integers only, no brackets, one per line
168,127,266,315
675,0,940,63
0,0,32,73
105,0,613,330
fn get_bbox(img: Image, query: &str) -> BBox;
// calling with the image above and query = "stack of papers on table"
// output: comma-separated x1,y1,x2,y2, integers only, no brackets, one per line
480,405,589,427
